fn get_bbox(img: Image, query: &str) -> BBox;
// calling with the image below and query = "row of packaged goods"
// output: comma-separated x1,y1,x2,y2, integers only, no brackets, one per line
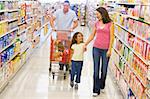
25,1,40,20
79,4,86,26
110,61,137,99
0,1,18,10
0,30,18,51
114,14,149,40
113,4,150,23
114,37,148,85
116,0,150,3
0,40,20,67
86,5,96,28
0,11,19,21
44,24,49,36
0,51,27,88
110,49,148,99
0,20,18,36
115,25,150,61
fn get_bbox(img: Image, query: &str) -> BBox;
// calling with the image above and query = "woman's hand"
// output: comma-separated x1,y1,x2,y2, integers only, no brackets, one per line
107,49,111,57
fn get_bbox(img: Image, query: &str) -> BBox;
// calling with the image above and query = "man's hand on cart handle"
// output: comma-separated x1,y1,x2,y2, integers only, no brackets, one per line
52,28,56,31
52,29,74,32
69,28,73,32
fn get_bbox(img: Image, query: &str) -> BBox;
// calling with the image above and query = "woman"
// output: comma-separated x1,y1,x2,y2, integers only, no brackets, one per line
84,7,114,96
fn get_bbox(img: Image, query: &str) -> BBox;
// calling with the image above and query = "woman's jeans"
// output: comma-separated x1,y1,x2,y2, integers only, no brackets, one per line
70,60,83,83
93,47,110,93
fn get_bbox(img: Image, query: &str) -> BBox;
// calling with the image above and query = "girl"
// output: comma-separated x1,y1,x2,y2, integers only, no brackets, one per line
70,32,85,89
84,7,114,96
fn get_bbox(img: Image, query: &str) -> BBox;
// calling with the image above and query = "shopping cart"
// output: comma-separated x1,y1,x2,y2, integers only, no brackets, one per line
49,30,71,80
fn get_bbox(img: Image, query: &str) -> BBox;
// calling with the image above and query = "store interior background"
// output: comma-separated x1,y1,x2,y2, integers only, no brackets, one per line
0,0,149,99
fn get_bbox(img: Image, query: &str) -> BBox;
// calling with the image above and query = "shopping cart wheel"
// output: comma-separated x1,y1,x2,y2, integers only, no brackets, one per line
64,73,66,80
49,63,52,72
52,72,55,79
53,75,55,79
69,69,71,74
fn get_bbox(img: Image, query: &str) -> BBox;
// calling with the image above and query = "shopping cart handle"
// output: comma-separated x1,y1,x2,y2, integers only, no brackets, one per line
54,29,73,32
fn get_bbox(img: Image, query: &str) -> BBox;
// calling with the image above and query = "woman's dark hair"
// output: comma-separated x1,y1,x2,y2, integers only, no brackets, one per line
70,32,83,48
96,7,112,24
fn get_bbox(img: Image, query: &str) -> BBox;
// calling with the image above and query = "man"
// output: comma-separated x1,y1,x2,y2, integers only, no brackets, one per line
50,0,78,32
50,0,78,70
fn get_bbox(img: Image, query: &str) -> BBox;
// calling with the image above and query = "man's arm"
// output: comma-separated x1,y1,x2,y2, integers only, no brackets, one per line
71,20,78,30
70,11,78,31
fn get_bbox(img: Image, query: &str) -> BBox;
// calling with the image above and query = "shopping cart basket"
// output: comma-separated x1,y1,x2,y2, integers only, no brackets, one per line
49,30,71,79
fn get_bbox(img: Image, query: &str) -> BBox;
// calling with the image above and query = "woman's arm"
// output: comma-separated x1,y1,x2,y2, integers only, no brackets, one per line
85,26,96,46
107,22,114,57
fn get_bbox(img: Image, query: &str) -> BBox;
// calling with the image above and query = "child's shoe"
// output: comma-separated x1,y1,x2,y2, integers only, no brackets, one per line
75,83,78,89
70,81,74,88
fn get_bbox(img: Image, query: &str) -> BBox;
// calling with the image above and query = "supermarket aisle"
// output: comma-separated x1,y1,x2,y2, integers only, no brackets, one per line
0,26,123,99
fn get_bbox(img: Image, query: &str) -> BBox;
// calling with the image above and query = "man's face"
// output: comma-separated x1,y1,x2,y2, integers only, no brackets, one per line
63,3,70,13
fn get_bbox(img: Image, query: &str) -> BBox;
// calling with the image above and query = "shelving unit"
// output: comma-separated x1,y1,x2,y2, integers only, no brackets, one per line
0,0,51,93
79,4,86,26
115,22,150,45
108,0,150,98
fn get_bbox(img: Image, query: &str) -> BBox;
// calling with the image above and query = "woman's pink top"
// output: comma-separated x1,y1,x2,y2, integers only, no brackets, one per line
93,21,112,49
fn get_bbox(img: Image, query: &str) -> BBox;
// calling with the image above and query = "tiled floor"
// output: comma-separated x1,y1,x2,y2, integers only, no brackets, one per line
0,26,124,99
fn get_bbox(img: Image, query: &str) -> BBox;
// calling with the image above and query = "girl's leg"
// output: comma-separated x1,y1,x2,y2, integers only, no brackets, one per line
93,47,101,94
75,61,83,83
70,61,76,82
100,49,110,89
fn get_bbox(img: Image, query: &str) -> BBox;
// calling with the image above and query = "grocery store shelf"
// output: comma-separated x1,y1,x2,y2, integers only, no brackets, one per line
115,12,150,25
0,18,18,24
32,33,40,41
0,39,17,53
20,47,29,55
114,31,149,66
0,0,18,1
141,3,150,6
42,22,49,27
115,23,150,44
0,79,9,93
0,9,8,13
8,18,18,22
113,47,147,88
0,9,19,13
116,2,140,5
146,90,150,98
148,69,150,80
0,52,19,72
31,14,37,17
8,9,19,12
112,69,127,99
0,51,28,93
110,63,132,99
18,22,25,26
26,26,32,30
38,22,49,30
18,29,27,35
26,18,32,22
120,13,139,20
0,19,8,24
7,27,19,34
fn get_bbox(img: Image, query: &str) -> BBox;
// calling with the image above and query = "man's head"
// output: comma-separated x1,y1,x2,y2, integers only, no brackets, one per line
63,0,70,13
